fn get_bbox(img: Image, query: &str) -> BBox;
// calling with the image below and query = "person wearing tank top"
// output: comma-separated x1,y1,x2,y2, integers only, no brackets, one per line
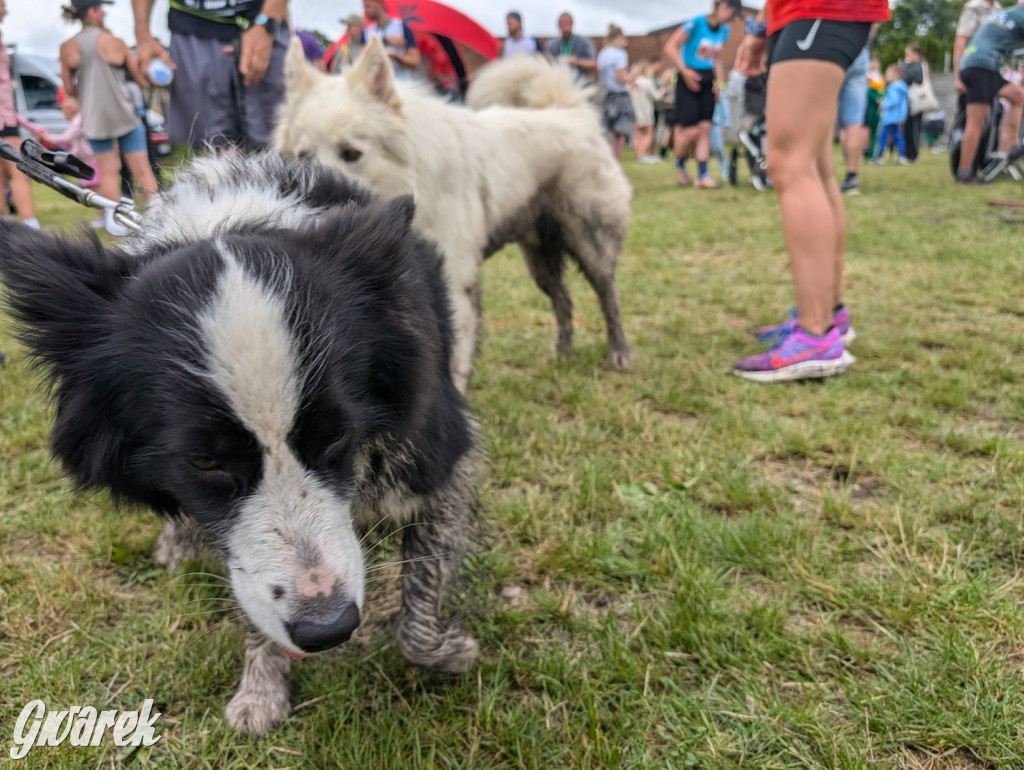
60,0,158,236
0,0,39,228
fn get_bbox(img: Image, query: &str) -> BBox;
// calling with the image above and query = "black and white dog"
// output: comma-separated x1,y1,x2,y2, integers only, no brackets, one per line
0,154,479,735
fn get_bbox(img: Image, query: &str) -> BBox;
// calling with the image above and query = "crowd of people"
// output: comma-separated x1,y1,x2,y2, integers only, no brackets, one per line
2,1,1024,383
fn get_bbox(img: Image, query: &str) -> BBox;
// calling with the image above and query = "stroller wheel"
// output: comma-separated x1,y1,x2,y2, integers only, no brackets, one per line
751,160,771,192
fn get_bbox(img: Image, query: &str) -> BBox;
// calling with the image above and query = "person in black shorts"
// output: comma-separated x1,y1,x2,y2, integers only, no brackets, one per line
731,2,889,383
955,2,1024,183
662,0,741,188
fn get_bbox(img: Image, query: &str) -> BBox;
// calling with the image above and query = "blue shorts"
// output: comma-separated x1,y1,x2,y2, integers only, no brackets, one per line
88,122,147,155
837,47,870,128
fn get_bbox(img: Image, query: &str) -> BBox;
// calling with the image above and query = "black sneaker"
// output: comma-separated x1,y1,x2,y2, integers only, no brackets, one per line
1007,144,1024,164
840,174,859,195
955,170,984,185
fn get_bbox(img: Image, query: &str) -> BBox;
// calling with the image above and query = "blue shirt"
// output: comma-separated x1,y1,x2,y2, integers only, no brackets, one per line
880,80,909,125
597,45,628,93
680,15,730,71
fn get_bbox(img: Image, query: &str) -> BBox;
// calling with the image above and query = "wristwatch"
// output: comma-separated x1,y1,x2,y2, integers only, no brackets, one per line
252,13,280,36
745,17,768,38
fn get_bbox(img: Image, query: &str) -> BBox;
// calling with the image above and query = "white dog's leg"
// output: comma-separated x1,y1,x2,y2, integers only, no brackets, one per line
448,284,479,394
224,630,292,735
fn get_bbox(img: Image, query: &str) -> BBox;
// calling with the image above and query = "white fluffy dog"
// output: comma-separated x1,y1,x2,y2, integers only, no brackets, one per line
272,38,633,392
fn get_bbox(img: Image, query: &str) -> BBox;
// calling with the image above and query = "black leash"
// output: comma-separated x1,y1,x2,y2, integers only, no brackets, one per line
0,138,143,233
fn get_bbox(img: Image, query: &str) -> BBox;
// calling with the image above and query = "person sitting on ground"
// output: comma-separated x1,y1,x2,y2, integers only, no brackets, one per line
955,0,1024,184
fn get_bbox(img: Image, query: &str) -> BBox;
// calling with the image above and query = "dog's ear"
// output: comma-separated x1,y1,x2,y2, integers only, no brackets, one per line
348,35,401,109
0,221,134,370
0,221,140,494
284,35,320,94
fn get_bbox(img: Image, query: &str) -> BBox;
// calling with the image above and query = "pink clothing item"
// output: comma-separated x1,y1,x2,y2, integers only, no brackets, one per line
0,45,17,128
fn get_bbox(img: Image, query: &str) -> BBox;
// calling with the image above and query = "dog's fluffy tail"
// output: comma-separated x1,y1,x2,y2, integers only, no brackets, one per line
465,55,594,110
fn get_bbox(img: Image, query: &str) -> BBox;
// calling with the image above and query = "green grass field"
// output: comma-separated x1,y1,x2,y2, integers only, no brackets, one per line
2,148,1024,769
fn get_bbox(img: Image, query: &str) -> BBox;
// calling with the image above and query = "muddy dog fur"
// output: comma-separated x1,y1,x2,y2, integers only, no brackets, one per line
0,153,480,735
272,37,633,392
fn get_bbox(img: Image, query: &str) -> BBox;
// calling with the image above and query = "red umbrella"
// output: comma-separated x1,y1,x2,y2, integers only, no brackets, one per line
384,0,499,60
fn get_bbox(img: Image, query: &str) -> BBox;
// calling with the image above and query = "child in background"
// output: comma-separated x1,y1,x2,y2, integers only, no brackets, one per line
872,64,910,165
865,56,885,158
630,61,662,163
18,91,100,188
18,91,103,228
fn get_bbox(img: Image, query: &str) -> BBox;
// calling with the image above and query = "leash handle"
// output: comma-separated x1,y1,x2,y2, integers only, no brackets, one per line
0,139,143,233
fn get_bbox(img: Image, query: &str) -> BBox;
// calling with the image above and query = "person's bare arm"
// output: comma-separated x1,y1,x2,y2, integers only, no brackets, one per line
385,34,421,71
124,45,148,89
59,38,79,99
664,26,698,90
734,7,767,77
237,0,288,86
131,0,174,78
953,35,970,93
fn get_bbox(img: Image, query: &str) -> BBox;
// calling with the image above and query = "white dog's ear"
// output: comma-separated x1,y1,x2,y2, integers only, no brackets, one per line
348,35,400,108
284,36,320,93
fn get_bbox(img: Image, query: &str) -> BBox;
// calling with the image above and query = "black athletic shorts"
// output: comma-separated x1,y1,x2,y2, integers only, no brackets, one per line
960,67,1009,106
673,69,716,127
768,19,872,70
0,124,20,138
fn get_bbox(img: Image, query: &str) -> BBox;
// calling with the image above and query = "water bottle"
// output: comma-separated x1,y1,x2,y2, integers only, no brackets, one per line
147,59,174,87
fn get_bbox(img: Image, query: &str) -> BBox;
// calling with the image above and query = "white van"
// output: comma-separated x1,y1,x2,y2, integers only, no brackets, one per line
9,50,68,137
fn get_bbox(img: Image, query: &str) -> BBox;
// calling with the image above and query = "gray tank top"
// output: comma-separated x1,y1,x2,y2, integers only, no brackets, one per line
75,26,140,141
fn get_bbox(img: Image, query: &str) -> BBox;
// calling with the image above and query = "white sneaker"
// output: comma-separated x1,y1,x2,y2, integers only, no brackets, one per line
104,209,129,238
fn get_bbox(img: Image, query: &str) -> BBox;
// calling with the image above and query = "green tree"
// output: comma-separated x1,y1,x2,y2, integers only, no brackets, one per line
873,0,959,68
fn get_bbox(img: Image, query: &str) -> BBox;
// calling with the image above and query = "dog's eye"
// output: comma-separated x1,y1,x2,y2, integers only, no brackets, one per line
190,456,221,471
339,147,362,163
320,440,351,468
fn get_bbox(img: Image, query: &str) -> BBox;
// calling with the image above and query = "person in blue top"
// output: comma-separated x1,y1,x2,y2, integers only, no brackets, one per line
955,1,1024,183
663,0,742,188
870,64,910,164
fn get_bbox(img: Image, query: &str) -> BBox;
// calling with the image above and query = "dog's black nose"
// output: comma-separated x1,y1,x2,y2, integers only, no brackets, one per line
286,600,361,653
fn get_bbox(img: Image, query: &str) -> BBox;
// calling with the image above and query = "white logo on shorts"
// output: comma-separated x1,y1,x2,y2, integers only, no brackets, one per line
796,19,823,51
8,700,162,760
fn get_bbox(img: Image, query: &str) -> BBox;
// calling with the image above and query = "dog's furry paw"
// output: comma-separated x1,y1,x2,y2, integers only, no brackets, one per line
224,687,291,736
607,348,633,370
398,621,479,673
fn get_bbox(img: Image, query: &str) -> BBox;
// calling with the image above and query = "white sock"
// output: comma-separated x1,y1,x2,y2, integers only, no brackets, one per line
22,218,40,230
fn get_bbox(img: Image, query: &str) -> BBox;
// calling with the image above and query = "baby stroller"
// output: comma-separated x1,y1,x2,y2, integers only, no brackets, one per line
729,72,771,191
949,97,1023,182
